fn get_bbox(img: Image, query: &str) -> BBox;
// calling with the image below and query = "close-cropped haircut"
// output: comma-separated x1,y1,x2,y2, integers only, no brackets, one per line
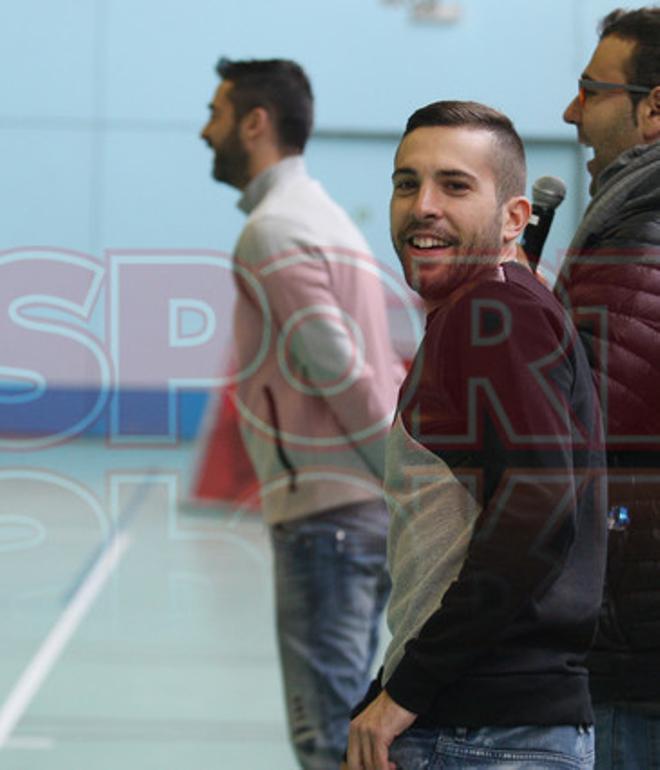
216,58,314,153
403,100,526,204
599,7,660,109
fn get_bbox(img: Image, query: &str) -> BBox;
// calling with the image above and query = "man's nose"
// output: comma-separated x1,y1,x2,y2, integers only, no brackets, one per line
563,95,581,126
411,183,442,219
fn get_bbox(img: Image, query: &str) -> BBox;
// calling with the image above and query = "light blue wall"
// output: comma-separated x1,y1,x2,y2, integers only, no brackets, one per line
2,0,618,256
0,0,626,433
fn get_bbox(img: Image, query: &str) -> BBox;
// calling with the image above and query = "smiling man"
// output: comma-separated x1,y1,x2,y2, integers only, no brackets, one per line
562,9,660,196
554,8,660,769
346,101,607,770
390,119,525,307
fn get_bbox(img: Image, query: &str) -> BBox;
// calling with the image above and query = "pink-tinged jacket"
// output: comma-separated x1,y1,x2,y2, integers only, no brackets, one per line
232,157,405,524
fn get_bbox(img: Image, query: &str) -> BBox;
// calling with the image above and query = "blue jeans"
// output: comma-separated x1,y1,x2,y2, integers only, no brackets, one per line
594,703,660,769
388,724,594,769
271,501,390,770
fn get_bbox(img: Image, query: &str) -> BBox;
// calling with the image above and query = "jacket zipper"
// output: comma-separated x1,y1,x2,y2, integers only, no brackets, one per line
263,385,298,493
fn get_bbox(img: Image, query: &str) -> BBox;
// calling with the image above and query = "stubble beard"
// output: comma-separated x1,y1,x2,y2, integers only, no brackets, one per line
396,213,504,303
212,127,250,190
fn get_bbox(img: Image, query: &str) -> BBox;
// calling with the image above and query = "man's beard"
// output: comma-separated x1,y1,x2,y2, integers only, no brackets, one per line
212,127,250,189
396,212,504,304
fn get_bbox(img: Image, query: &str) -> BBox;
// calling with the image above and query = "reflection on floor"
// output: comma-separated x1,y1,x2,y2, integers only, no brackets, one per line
0,439,296,769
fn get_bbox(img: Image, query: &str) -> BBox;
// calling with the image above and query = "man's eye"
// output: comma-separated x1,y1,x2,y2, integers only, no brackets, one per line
445,182,469,193
393,179,416,192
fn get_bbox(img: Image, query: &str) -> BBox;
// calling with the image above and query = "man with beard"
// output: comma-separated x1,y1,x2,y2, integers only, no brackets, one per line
555,7,660,767
201,58,402,770
345,101,607,770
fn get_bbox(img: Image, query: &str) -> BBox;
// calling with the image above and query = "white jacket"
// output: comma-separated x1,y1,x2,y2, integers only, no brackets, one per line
232,157,403,524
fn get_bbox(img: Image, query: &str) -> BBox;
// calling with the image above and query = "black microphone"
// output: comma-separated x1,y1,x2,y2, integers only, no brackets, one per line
521,176,566,272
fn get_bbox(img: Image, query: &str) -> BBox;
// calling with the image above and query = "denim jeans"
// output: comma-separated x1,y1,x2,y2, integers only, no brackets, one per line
271,501,390,770
594,703,660,769
388,724,594,769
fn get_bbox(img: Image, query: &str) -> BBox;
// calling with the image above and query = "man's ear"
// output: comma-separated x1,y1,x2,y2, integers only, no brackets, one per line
239,106,271,144
638,85,660,143
502,195,532,245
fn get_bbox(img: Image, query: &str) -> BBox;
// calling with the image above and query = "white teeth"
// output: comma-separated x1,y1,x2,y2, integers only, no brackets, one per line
410,236,450,249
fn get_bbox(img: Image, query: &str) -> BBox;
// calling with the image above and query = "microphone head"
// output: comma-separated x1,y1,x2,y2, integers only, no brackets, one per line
531,176,566,211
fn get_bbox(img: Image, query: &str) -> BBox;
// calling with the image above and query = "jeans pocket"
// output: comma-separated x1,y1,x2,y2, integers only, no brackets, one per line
388,727,438,770
434,725,594,769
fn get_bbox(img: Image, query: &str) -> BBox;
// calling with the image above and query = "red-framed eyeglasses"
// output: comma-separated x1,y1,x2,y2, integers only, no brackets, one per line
578,78,652,107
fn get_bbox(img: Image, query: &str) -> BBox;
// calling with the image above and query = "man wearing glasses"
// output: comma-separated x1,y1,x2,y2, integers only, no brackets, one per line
555,7,660,768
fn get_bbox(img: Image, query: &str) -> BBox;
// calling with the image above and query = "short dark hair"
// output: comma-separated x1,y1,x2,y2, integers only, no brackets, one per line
403,100,526,203
599,7,660,108
216,58,314,153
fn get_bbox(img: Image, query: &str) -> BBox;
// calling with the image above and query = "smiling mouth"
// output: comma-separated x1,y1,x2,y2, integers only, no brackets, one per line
578,134,595,154
582,146,598,173
407,235,457,250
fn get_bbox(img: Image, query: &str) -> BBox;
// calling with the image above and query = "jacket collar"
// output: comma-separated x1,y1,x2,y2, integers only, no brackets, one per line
594,140,660,195
566,140,660,258
238,156,307,214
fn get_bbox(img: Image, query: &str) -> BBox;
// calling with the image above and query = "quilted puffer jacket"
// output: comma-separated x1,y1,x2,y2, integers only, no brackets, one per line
554,141,660,703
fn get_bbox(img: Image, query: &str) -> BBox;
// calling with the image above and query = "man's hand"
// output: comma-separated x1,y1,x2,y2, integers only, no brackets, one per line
346,690,416,770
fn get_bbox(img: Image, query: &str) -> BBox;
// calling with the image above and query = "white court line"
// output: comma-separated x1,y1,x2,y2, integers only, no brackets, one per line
0,532,132,749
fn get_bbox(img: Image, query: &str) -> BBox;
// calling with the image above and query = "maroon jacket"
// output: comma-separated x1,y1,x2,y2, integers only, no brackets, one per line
555,141,660,703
